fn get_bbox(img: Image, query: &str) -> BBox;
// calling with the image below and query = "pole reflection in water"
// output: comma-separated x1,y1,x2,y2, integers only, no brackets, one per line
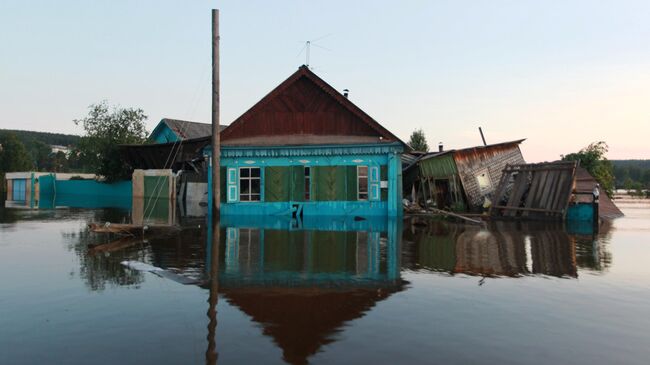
206,214,220,365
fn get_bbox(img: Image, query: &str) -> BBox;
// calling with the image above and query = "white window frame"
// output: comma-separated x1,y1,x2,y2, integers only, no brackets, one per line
357,165,369,201
239,167,261,202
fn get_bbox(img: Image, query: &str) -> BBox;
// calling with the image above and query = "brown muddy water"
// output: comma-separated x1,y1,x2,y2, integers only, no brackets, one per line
1,201,649,365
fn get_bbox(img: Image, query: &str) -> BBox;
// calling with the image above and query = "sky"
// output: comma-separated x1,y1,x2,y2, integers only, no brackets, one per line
1,0,649,162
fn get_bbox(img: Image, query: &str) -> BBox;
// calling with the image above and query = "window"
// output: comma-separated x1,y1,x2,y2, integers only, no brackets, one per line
239,167,261,201
357,166,368,200
475,169,492,193
304,166,311,201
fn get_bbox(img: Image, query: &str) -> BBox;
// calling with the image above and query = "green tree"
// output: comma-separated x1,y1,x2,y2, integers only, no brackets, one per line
52,151,69,172
75,101,148,181
0,132,33,191
408,128,429,152
562,141,615,197
28,140,54,171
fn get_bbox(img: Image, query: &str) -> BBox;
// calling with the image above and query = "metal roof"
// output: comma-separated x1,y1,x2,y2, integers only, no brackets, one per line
157,118,228,140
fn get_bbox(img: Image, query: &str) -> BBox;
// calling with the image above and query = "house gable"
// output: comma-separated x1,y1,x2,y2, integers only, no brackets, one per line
221,66,405,147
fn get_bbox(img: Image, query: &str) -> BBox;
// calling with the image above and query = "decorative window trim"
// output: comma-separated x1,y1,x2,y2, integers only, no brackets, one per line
227,168,238,202
369,166,380,201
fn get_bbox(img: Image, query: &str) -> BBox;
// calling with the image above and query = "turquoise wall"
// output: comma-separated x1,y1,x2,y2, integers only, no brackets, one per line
566,202,595,222
38,178,132,209
206,143,404,217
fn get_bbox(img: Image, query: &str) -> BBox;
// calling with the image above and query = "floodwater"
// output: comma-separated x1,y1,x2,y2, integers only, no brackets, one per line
1,200,650,365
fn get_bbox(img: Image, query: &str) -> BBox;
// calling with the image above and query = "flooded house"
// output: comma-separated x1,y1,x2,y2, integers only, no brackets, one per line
207,65,407,217
405,139,525,211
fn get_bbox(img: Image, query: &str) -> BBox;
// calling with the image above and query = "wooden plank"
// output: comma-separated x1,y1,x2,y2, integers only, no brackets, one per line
492,205,564,214
522,171,539,218
505,172,529,217
422,208,485,225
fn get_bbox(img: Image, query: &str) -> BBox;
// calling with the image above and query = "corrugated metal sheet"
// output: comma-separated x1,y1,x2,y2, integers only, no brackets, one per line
418,153,457,178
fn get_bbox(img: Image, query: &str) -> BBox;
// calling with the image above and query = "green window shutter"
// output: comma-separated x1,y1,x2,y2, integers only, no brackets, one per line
369,166,380,201
334,166,347,201
312,166,334,201
264,166,290,202
290,165,305,201
346,165,357,201
227,168,238,202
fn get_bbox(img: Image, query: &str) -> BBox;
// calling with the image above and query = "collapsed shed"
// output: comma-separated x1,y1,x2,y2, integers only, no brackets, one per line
490,161,623,222
408,139,526,211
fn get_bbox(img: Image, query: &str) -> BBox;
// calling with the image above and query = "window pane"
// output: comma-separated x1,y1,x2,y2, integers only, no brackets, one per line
304,167,310,177
358,166,368,177
251,178,260,194
240,179,250,194
240,194,250,202
250,194,261,201
241,168,250,178
359,177,368,193
251,168,260,178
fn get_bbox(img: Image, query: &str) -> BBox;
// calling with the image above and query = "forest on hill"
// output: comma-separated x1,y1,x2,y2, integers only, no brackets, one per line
611,160,650,189
0,129,81,147
0,129,84,175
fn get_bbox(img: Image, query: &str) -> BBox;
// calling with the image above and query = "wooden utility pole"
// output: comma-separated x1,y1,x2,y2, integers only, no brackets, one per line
211,9,221,214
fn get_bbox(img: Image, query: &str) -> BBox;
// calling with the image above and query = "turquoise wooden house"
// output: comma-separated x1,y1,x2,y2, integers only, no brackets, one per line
149,118,226,144
207,66,406,217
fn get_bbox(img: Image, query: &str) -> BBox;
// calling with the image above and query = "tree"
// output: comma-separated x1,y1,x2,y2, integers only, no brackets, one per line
75,101,148,182
562,141,615,197
408,128,429,152
0,132,33,191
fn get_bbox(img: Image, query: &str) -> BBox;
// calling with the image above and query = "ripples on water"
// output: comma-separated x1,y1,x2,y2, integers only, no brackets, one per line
1,201,649,365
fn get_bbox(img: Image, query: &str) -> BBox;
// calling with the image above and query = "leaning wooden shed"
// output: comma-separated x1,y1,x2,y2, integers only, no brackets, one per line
416,140,526,211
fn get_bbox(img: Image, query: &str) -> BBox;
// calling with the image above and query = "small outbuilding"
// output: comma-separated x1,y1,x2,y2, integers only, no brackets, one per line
410,139,526,211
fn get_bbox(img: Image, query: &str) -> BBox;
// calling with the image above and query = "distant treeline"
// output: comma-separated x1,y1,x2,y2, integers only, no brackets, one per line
0,129,81,147
0,129,87,176
611,160,650,189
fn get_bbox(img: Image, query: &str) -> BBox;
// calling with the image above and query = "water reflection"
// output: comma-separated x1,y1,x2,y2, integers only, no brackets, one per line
403,218,610,278
56,213,611,365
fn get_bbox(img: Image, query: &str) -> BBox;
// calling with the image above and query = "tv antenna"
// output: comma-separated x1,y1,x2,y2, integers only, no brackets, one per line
296,34,332,68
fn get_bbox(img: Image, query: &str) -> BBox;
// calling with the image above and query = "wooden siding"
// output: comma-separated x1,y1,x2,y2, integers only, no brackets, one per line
454,144,525,207
490,161,578,219
224,76,379,141
221,66,405,146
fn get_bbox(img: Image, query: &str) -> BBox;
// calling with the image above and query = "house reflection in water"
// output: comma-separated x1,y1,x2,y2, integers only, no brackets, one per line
403,218,608,278
205,215,405,365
